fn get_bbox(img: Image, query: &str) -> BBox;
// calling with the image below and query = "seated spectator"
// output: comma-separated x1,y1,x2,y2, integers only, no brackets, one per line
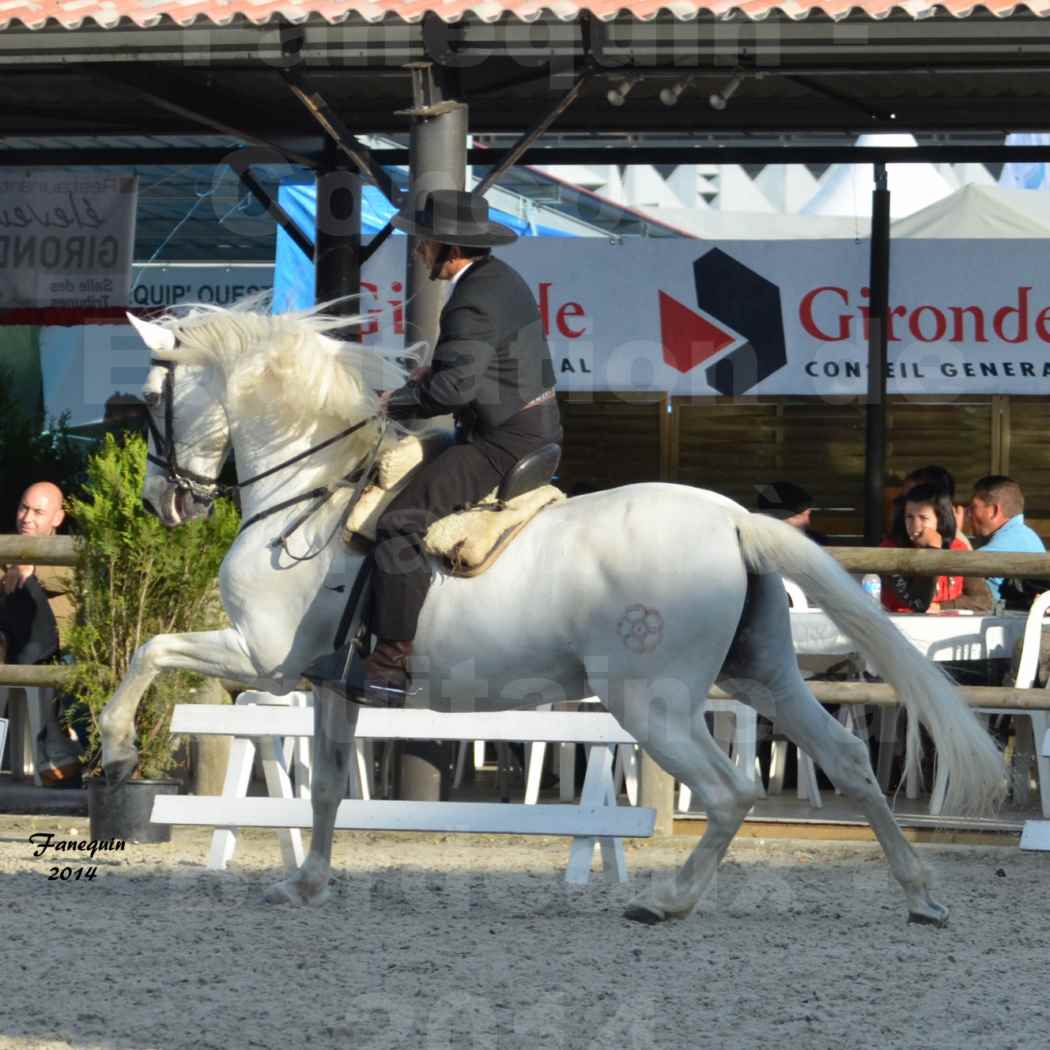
755,481,828,545
967,475,1046,604
879,484,991,614
1,482,64,665
892,464,972,550
1,481,80,785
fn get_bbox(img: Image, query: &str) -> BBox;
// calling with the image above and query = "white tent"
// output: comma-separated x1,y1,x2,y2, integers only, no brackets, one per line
891,184,1050,238
646,208,859,240
801,133,955,220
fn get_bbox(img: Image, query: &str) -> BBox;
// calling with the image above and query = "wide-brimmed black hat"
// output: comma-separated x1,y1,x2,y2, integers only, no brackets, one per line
390,189,518,248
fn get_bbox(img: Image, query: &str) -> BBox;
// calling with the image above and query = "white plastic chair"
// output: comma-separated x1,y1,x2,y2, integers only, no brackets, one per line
677,699,760,812
768,578,824,806
782,578,809,611
976,590,1050,817
0,686,52,783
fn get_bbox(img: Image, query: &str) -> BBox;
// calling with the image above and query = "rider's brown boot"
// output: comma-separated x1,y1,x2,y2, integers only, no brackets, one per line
359,639,414,707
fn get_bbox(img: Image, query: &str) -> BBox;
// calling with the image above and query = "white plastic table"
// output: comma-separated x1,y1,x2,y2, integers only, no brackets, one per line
790,609,1028,663
788,608,1029,801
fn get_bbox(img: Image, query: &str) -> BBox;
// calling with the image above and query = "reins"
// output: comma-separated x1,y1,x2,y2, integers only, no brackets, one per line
147,355,389,558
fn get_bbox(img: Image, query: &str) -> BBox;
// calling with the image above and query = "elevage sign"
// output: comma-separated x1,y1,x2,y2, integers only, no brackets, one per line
0,173,137,309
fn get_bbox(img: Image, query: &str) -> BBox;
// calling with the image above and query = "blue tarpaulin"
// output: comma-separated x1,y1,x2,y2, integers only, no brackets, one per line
999,132,1050,192
273,178,575,313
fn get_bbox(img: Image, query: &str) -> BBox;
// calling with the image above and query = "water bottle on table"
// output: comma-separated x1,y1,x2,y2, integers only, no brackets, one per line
861,573,882,603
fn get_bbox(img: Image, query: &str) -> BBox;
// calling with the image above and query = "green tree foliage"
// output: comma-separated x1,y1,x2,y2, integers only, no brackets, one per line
66,433,239,779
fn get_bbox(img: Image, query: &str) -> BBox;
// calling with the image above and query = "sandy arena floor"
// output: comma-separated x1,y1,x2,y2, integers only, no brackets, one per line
1,814,1047,1050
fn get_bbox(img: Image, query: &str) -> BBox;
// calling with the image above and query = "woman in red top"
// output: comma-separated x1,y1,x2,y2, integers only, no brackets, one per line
880,483,967,613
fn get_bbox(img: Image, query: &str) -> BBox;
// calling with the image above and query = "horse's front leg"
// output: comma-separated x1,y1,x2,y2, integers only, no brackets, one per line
265,686,357,906
100,627,281,782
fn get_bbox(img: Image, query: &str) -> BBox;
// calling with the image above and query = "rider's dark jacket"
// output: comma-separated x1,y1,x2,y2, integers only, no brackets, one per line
384,255,558,440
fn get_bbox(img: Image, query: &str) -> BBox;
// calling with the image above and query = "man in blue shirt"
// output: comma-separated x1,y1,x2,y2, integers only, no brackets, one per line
968,475,1046,601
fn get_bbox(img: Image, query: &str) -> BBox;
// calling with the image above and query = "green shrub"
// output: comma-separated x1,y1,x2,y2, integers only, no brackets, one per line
66,433,240,779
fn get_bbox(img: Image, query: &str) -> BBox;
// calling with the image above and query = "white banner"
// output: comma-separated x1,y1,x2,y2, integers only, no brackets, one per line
352,238,1050,397
41,239,1050,426
0,172,137,309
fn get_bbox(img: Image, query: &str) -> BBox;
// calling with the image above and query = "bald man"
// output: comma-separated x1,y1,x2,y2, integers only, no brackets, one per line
0,482,82,784
0,482,65,666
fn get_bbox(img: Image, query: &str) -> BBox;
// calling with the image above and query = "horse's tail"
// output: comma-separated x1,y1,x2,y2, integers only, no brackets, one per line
733,511,1005,817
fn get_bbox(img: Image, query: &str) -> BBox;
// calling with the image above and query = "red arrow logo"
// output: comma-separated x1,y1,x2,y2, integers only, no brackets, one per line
659,291,736,373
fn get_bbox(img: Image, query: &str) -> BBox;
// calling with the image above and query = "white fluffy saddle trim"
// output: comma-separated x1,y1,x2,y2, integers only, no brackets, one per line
423,484,564,573
376,430,452,490
343,483,565,574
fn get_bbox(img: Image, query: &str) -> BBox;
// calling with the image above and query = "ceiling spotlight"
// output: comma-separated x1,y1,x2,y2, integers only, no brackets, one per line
709,75,743,112
607,75,642,108
659,78,692,107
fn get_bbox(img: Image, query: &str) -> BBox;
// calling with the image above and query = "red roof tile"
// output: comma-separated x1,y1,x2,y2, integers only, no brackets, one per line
3,0,1049,32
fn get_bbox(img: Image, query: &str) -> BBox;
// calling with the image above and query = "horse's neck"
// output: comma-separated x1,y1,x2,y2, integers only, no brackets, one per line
231,417,363,527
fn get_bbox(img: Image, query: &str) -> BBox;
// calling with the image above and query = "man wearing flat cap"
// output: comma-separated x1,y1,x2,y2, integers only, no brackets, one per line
359,189,562,703
755,481,828,545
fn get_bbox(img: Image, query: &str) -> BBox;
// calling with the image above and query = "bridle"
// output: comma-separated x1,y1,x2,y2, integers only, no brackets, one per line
145,355,387,555
145,359,228,503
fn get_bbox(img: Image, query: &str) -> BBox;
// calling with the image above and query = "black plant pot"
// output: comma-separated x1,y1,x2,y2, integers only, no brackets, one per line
87,777,180,843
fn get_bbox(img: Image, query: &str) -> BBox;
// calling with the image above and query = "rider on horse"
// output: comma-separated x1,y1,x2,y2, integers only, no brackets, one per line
358,189,562,704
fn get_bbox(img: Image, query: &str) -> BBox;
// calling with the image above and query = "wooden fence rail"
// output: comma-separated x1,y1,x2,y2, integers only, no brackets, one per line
6,535,1050,578
0,662,1046,711
826,547,1050,578
0,535,77,566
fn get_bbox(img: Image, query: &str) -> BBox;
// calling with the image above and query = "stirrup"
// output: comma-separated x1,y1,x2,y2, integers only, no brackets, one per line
300,642,356,692
301,644,419,707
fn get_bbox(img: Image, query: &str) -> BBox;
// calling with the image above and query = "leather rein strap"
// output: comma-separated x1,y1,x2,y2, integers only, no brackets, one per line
147,356,386,552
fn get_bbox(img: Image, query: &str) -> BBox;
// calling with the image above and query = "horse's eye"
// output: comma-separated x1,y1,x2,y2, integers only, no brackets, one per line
144,391,161,408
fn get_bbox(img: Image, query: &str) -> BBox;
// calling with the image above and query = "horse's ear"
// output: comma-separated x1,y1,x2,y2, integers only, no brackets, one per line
127,313,177,355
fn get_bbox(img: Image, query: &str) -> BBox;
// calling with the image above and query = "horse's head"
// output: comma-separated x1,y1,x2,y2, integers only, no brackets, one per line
128,313,232,527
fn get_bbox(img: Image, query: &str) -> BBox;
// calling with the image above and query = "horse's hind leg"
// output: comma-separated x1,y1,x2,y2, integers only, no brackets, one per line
607,671,762,924
746,679,946,926
721,573,947,926
264,687,357,906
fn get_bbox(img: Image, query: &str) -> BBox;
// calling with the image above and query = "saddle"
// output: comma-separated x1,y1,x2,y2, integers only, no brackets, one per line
343,433,564,577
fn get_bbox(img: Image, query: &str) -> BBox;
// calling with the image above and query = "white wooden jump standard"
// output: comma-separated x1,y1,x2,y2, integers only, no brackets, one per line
156,697,656,884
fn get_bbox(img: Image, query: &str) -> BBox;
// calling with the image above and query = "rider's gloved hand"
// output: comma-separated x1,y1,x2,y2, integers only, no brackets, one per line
380,382,426,422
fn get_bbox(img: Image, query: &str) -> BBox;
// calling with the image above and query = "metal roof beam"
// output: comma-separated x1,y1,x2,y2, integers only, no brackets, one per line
281,68,400,205
11,144,1050,167
93,70,318,168
232,161,315,262
475,69,594,195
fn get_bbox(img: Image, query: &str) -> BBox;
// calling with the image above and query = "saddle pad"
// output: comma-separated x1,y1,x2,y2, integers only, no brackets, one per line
343,483,565,577
424,484,564,577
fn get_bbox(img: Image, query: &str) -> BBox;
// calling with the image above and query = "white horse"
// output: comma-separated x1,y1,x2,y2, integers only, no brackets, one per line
104,303,1004,926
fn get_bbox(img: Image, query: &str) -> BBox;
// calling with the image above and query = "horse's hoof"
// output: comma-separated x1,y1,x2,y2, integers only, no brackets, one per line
262,882,299,906
263,878,329,907
624,904,664,925
103,757,138,786
908,909,948,928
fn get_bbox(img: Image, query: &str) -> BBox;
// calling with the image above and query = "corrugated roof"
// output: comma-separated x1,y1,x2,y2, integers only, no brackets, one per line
4,0,1050,33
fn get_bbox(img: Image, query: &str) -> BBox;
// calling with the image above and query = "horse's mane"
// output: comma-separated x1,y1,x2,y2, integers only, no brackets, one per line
153,297,406,436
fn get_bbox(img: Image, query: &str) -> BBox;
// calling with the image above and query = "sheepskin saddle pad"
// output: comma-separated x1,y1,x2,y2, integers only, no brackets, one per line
343,431,564,577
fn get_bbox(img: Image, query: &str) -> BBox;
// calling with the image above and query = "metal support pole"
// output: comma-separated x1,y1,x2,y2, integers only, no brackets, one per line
403,64,468,354
864,162,891,546
314,139,361,319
